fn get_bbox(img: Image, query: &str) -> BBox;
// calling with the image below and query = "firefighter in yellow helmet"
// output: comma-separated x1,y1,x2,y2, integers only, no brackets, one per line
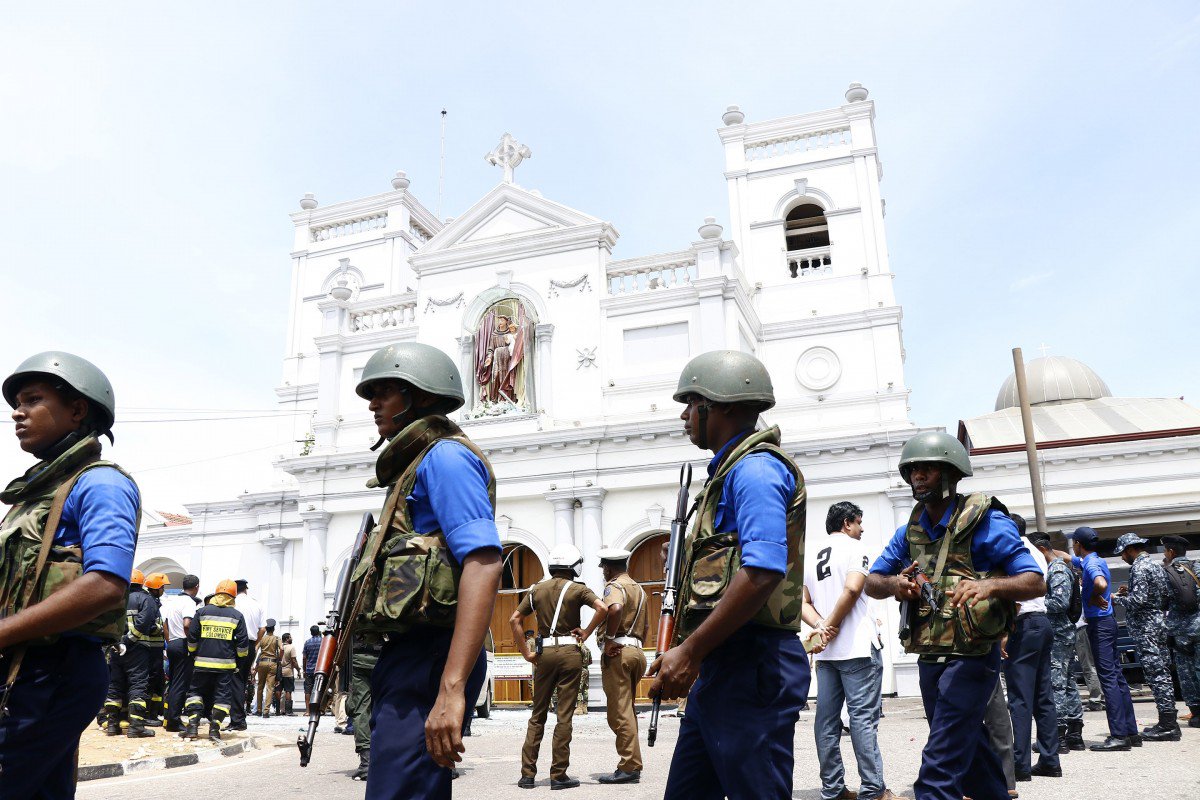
181,579,249,741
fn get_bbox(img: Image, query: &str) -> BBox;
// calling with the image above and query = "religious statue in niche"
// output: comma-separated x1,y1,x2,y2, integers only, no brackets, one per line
471,298,531,417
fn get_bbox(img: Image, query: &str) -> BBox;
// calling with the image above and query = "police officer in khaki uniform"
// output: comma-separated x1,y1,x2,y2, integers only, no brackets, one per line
596,547,648,785
511,544,608,790
255,618,280,717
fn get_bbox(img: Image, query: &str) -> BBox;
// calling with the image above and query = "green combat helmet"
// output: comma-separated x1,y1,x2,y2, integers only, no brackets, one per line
3,351,117,438
673,350,776,410
898,431,973,502
673,350,775,449
355,342,465,415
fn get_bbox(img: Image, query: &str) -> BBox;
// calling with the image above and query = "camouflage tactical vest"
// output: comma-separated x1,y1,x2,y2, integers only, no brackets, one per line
900,493,1017,657
675,427,806,640
0,436,136,645
352,415,496,635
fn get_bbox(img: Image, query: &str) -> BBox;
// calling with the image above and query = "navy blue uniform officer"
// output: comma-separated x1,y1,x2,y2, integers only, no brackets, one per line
0,352,139,800
355,343,502,800
865,432,1043,800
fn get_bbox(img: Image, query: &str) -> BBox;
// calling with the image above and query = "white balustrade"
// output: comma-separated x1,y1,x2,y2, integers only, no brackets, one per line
786,246,833,279
606,255,698,295
311,212,389,242
409,223,432,244
745,128,851,161
349,298,417,332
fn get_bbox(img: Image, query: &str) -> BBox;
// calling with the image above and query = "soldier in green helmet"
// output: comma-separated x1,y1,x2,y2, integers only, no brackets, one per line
648,350,810,799
0,351,141,798
349,342,502,800
865,431,1044,800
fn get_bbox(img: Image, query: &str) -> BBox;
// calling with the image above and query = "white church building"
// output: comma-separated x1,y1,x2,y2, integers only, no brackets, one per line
136,83,934,699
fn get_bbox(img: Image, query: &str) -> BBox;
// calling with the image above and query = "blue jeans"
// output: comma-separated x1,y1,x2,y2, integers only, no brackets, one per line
664,626,809,800
1085,615,1137,737
916,646,1008,800
815,648,885,800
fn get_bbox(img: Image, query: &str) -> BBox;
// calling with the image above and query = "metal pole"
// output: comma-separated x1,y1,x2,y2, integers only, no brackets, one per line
437,109,447,220
1012,347,1048,533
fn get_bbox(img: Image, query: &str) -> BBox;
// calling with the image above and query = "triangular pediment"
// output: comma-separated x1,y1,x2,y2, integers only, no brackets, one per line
420,183,602,253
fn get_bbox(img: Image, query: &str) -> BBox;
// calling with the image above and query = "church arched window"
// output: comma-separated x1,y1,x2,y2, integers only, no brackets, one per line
784,203,832,278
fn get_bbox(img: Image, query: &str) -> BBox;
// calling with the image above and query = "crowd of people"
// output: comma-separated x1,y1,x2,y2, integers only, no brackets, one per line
4,346,1200,800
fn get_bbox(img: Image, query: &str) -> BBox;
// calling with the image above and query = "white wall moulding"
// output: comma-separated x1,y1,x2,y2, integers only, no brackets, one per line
795,346,842,392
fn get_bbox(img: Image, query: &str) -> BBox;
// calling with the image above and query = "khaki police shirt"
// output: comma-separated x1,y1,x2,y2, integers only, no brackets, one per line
599,574,649,645
517,578,599,637
258,633,281,661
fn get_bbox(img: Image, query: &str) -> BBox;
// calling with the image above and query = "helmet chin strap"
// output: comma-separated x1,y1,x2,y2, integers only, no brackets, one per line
369,390,414,451
697,402,710,451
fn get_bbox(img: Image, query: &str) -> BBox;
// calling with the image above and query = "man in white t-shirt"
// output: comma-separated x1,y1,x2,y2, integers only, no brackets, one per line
803,502,894,800
1003,515,1060,780
163,574,201,731
231,579,265,729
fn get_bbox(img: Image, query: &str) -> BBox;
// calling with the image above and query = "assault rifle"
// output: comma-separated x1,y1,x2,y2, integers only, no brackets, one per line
647,463,693,747
897,562,939,642
298,511,374,766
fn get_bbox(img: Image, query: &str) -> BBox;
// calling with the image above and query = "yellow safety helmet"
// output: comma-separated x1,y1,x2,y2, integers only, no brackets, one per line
144,573,170,590
130,569,145,585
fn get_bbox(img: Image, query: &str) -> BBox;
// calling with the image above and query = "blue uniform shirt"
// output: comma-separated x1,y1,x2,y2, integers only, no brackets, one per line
871,502,1040,577
408,440,501,565
53,466,139,582
709,432,795,576
1072,552,1113,619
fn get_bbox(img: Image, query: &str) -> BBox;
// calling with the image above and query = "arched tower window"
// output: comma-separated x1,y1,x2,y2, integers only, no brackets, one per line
784,203,832,278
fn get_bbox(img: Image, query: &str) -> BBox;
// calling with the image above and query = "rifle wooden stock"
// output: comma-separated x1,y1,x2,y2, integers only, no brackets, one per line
647,463,692,748
298,510,374,767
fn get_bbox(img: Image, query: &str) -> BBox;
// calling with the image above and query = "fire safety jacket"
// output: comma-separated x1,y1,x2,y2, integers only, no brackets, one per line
187,601,250,672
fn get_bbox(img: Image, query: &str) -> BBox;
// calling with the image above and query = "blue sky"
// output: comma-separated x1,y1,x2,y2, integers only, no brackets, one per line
1,3,1198,508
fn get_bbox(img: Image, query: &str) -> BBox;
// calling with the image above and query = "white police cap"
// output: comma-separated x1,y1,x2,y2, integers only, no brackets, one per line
597,547,632,562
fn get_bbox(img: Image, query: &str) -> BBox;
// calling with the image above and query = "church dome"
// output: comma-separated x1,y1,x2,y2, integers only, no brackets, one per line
994,356,1112,411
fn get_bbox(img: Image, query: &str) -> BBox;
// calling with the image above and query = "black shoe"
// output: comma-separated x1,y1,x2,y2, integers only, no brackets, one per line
342,725,355,736
105,720,122,737
1128,733,1142,747
597,770,641,784
146,718,163,727
351,751,370,781
1143,709,1182,741
1089,735,1131,752
181,723,199,740
517,777,536,789
550,777,580,790
1030,762,1062,778
451,769,461,780
228,721,248,731
1190,717,1200,729
209,726,222,742
1014,772,1032,782
1066,718,1086,751
164,720,182,732
1085,699,1105,711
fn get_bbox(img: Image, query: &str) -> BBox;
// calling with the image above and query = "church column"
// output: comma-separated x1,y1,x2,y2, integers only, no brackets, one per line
300,511,331,626
264,537,287,620
543,489,576,547
534,323,555,416
575,487,607,594
457,335,475,413
313,299,348,451
886,487,913,532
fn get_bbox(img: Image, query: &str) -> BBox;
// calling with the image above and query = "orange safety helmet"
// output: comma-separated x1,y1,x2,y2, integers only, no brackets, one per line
144,572,170,590
130,568,145,585
215,579,238,597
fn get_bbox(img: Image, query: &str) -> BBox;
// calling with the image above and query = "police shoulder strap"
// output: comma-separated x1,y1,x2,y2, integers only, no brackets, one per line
626,582,646,637
548,580,572,637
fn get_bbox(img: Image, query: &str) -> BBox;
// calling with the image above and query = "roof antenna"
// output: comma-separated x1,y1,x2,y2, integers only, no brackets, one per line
437,108,447,220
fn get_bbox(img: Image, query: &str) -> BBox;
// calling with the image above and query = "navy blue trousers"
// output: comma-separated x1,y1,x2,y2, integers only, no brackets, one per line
366,629,486,800
1003,613,1059,773
663,626,809,800
1086,615,1137,737
165,638,193,727
916,646,1008,800
0,639,108,800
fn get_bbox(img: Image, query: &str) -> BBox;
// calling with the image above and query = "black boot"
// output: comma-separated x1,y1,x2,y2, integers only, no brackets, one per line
1129,732,1143,747
209,724,222,742
1056,723,1069,755
1190,706,1200,728
1066,718,1086,751
1142,709,1181,741
127,720,155,738
181,721,199,740
105,717,122,737
351,750,370,781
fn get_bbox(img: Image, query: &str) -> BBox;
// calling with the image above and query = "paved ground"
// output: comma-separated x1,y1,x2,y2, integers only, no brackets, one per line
79,699,1200,799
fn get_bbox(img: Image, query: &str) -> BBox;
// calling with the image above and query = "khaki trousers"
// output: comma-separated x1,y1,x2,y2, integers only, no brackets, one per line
601,645,647,773
255,661,277,714
521,645,584,780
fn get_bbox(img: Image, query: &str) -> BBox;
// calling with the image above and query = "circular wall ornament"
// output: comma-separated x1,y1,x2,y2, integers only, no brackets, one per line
795,347,841,391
